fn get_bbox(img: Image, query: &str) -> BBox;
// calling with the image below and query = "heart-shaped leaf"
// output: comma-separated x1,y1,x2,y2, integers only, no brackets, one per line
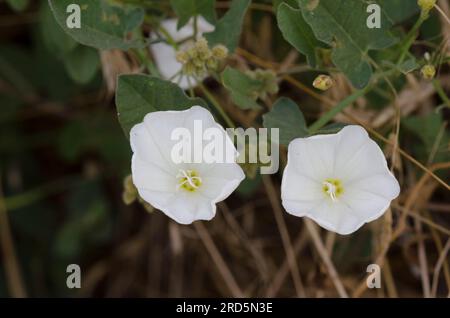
116,75,207,137
48,0,145,50
263,97,308,145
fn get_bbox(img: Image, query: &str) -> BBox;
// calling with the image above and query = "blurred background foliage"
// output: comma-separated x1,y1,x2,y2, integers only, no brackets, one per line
0,0,449,297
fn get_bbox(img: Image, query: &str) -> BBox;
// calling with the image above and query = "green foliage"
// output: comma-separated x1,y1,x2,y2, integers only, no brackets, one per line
263,97,308,145
40,3,100,85
403,113,450,163
170,0,216,29
63,45,100,84
376,0,420,25
2,0,449,298
221,67,264,110
48,0,145,50
297,0,398,88
41,3,78,55
272,0,298,10
6,0,29,11
54,181,112,260
276,2,322,67
397,58,420,74
116,75,208,137
204,0,250,52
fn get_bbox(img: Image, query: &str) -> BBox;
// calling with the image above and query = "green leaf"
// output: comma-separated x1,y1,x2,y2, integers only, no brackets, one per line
204,0,250,52
314,122,347,135
221,67,263,110
273,0,298,10
262,97,307,145
277,2,322,67
403,113,450,163
376,0,420,25
6,0,29,11
48,0,145,50
298,0,397,88
63,45,100,84
397,58,419,74
170,0,216,29
40,2,78,55
116,75,207,137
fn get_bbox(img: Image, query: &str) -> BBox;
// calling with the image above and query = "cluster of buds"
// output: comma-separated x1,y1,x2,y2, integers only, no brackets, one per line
246,69,279,100
313,74,334,91
420,64,436,80
176,38,228,77
122,175,154,213
418,0,436,14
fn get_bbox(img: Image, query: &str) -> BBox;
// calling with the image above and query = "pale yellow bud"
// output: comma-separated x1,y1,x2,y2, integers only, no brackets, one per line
418,0,436,12
187,47,198,59
194,65,206,77
195,38,209,51
192,57,204,67
122,175,137,205
313,74,334,91
212,45,228,60
138,197,154,213
206,57,219,70
175,50,189,64
420,64,436,80
183,61,196,75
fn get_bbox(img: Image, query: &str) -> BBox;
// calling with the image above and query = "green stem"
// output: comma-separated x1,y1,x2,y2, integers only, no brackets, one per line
4,177,79,211
193,15,198,39
397,13,427,65
199,83,235,128
432,79,450,108
308,86,371,134
158,25,178,49
133,48,160,76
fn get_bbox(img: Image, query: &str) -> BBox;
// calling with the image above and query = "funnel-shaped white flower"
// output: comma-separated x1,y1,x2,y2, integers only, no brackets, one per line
281,125,400,235
149,17,215,90
130,106,245,224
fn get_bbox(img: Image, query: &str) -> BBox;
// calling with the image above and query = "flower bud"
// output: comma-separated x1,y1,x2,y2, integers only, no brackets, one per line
195,38,209,51
192,57,204,67
418,0,436,12
206,57,219,70
122,175,138,205
187,47,198,59
138,197,154,213
313,74,334,91
212,45,229,60
420,64,436,80
175,50,189,64
183,61,196,75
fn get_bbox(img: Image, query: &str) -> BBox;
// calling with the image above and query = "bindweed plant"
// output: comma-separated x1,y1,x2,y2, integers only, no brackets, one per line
0,0,449,298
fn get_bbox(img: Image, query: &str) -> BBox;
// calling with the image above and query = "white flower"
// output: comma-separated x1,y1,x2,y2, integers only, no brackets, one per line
281,125,400,235
130,106,245,224
149,17,215,90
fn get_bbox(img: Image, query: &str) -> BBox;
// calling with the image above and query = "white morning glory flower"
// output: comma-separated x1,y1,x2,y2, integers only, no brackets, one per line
149,17,215,90
130,106,245,224
281,125,400,235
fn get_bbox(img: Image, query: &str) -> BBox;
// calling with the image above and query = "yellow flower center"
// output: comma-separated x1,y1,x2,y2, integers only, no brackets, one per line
177,169,202,192
322,178,344,202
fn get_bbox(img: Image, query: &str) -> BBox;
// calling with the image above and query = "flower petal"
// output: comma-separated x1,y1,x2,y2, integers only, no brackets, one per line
131,155,177,193
130,122,174,172
287,135,337,181
281,171,323,202
334,126,392,183
199,163,245,202
164,192,216,224
306,200,365,235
